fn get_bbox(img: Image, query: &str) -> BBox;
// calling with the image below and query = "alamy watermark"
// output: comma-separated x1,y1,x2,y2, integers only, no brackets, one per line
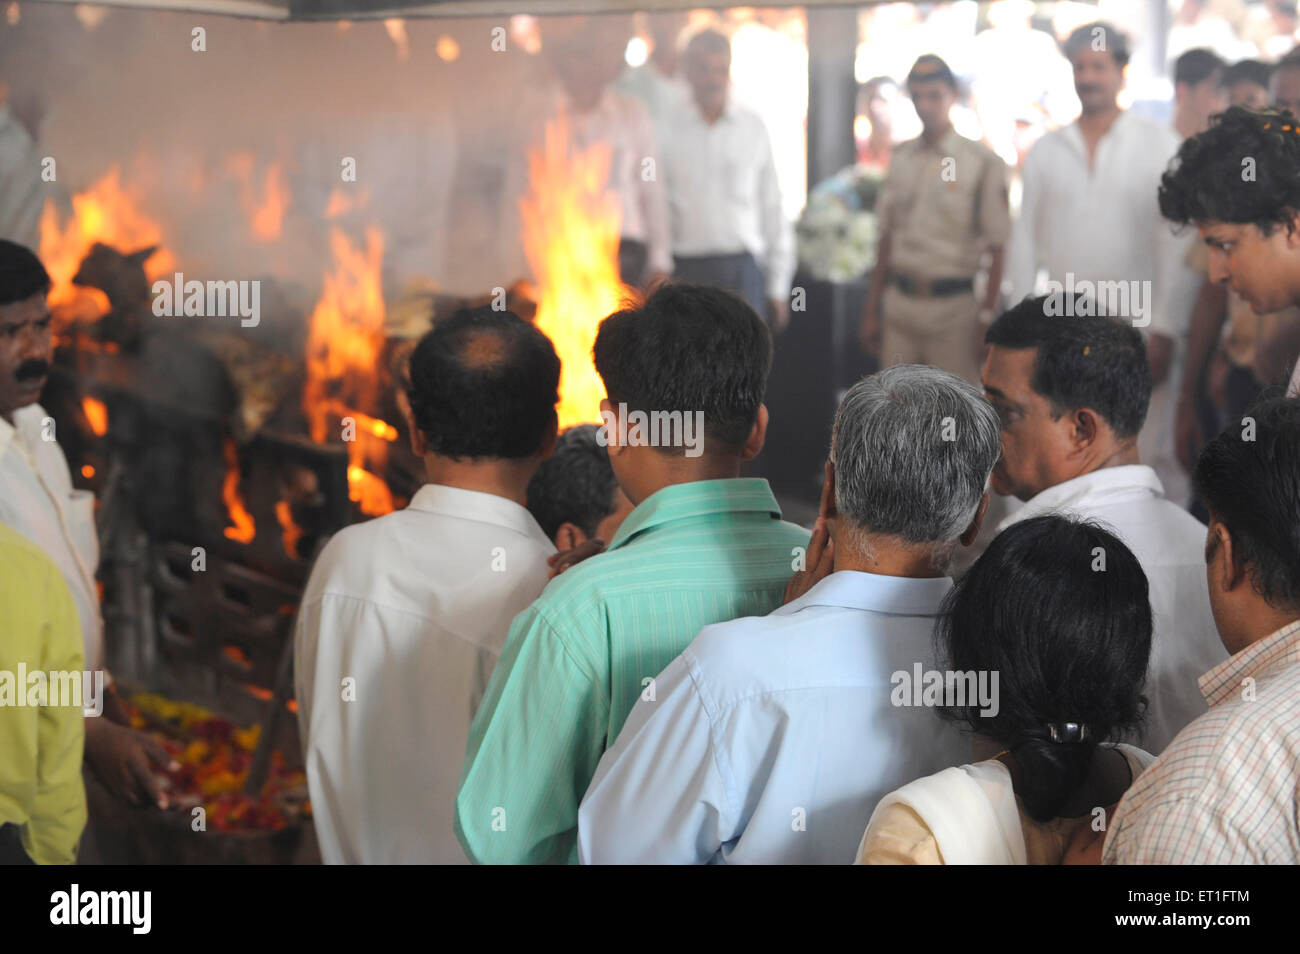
597,403,704,458
152,273,260,327
0,666,105,716
890,663,999,717
1043,272,1151,328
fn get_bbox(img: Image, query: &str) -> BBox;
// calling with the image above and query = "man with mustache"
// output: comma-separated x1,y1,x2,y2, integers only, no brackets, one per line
1006,22,1196,508
0,239,175,819
981,295,1226,754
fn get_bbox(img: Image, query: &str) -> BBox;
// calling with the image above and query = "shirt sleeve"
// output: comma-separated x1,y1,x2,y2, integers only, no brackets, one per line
577,652,733,864
634,108,674,277
1104,794,1257,864
1005,142,1042,303
854,803,944,865
27,565,87,866
454,604,608,865
756,120,796,300
977,150,1011,248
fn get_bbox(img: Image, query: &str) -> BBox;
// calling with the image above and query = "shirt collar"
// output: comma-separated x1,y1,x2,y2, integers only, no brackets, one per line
776,569,953,618
608,477,784,550
1199,618,1300,708
407,483,553,550
0,402,44,463
916,126,961,154
998,465,1165,532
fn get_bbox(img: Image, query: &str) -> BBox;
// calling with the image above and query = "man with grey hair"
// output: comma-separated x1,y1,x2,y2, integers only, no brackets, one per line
577,364,999,864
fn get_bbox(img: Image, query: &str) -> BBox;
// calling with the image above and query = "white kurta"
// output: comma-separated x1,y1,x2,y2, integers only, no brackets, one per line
0,104,43,251
0,402,102,674
998,465,1227,754
659,98,796,300
294,483,555,864
1006,112,1196,507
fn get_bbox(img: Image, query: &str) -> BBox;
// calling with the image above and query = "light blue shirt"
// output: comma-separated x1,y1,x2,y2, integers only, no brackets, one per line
577,569,971,864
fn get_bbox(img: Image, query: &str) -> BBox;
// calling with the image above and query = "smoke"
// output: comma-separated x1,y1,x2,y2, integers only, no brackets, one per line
0,5,563,310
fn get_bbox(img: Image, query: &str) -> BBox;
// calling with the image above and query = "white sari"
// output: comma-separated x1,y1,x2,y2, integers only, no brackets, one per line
854,743,1155,865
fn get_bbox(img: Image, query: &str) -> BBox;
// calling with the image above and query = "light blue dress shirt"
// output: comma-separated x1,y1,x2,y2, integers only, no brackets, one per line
577,569,972,864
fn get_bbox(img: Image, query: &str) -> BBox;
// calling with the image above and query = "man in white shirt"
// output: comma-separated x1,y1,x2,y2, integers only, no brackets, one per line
982,296,1226,753
1006,22,1196,508
0,239,175,811
294,306,560,864
0,85,42,251
578,364,1000,864
660,29,795,329
614,11,690,133
502,15,671,290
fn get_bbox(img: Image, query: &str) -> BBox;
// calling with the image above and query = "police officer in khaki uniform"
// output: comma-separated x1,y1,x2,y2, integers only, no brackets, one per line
860,55,1010,384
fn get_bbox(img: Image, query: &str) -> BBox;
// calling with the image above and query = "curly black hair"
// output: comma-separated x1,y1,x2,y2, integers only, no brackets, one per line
1158,105,1300,233
406,306,559,461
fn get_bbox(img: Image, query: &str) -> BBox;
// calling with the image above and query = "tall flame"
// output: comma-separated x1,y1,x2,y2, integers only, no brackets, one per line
520,112,630,428
303,227,394,516
38,167,175,328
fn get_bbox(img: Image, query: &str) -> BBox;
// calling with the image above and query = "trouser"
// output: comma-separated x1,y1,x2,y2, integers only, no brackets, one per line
673,251,767,318
880,285,981,385
0,823,33,864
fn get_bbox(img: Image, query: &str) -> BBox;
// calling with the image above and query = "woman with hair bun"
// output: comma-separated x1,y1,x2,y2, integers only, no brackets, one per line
855,514,1154,865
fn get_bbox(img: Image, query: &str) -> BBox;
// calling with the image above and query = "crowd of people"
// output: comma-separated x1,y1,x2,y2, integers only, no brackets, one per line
3,15,1300,866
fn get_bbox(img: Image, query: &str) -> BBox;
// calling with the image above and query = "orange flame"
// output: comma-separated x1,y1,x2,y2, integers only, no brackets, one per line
82,396,108,437
520,112,630,428
274,500,303,560
39,167,175,329
250,163,288,242
303,227,394,516
221,439,256,544
226,153,288,242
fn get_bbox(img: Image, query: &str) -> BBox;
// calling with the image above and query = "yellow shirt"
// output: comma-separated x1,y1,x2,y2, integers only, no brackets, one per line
0,522,86,864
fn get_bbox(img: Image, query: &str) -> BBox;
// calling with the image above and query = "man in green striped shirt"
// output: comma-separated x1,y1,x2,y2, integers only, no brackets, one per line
455,283,808,864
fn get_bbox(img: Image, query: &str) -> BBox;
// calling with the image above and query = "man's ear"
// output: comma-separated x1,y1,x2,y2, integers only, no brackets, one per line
739,403,770,461
540,412,559,460
400,394,427,458
1070,407,1102,453
555,521,589,551
819,459,837,522
959,491,990,547
600,397,627,458
1209,518,1245,593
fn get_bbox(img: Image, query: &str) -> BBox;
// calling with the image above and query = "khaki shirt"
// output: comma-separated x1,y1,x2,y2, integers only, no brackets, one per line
876,127,1010,279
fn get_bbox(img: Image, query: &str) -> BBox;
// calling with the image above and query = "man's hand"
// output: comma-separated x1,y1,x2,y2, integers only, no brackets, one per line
84,718,178,809
769,298,790,334
546,538,606,579
973,317,990,368
1174,397,1204,474
859,302,881,358
784,517,834,605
